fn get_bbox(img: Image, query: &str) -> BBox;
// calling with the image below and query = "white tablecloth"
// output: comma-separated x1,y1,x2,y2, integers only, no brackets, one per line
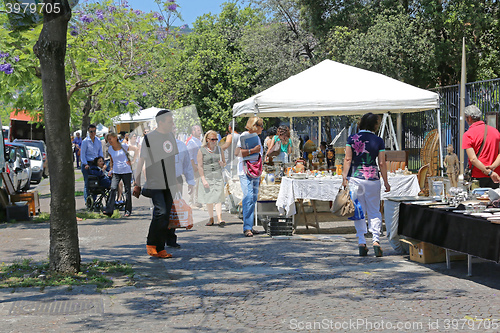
276,175,420,216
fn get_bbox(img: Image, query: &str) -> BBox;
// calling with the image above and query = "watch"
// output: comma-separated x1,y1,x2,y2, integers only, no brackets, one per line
488,170,493,176
248,149,251,155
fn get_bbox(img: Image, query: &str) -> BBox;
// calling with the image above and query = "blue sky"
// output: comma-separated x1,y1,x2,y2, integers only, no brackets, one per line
124,0,243,28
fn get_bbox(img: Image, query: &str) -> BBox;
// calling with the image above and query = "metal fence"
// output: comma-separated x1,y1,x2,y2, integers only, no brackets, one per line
403,78,500,172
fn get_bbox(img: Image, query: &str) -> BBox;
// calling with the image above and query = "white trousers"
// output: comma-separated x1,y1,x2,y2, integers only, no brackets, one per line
349,178,382,245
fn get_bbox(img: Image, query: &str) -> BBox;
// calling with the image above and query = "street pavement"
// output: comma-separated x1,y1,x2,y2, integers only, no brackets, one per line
0,170,499,332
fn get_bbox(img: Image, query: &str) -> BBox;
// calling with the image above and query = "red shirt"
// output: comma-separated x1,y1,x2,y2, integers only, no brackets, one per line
462,121,500,178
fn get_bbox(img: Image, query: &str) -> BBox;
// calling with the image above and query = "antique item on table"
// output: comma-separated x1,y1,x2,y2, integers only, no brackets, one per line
317,150,324,167
294,159,306,173
432,181,444,200
303,140,317,169
444,144,459,188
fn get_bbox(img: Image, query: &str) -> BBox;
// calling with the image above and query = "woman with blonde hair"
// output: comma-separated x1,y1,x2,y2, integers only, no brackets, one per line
197,130,226,227
103,132,138,217
235,117,264,237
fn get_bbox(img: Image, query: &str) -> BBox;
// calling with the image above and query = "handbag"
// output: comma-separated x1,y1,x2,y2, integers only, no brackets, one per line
464,125,488,182
168,193,194,229
331,185,355,218
244,155,263,178
267,140,281,157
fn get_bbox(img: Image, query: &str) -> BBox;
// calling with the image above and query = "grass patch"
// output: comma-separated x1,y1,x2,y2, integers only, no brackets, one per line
32,212,50,223
75,177,84,182
32,210,120,223
0,258,135,289
75,190,84,197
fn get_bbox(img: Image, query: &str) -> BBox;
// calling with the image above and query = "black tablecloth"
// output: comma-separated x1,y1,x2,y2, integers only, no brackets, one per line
398,204,500,263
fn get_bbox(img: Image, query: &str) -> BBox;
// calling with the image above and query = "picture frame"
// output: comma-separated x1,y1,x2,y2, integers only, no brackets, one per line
1,172,16,196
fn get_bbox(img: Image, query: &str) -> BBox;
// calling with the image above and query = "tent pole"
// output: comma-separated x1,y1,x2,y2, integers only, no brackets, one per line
396,113,403,150
318,116,321,146
459,37,466,176
437,109,444,177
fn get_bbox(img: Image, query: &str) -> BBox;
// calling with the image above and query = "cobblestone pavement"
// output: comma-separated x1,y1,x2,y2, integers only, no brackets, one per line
0,172,499,332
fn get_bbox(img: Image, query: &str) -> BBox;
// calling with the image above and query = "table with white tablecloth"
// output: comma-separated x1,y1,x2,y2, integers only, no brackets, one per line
276,175,420,217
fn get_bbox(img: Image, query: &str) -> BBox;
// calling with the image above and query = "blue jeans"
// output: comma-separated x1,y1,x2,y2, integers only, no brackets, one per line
239,175,260,232
82,165,89,200
147,189,174,252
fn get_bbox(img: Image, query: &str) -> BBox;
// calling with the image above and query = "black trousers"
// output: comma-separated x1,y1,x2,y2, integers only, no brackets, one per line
147,189,174,252
105,173,132,214
475,177,500,189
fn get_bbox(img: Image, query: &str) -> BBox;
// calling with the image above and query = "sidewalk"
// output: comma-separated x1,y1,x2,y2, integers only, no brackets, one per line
0,171,499,332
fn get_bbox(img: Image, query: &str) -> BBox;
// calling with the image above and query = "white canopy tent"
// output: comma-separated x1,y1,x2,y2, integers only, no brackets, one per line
233,60,439,117
113,107,163,124
112,107,162,134
232,60,441,170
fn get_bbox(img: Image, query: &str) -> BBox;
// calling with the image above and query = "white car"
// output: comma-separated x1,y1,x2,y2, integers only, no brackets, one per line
27,146,43,184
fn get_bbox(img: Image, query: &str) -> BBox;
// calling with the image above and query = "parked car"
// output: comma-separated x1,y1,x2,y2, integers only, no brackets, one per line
5,143,31,192
14,139,48,178
27,146,43,184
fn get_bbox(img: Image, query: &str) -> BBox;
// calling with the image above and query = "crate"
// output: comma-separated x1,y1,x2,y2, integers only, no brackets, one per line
267,217,293,237
6,203,30,222
402,239,445,264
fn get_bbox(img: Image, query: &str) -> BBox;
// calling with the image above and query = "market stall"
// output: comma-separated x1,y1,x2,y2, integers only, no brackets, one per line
399,203,500,275
232,60,440,231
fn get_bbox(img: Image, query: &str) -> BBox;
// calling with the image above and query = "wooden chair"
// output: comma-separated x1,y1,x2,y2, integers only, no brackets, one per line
1,172,40,216
385,150,408,172
417,164,430,196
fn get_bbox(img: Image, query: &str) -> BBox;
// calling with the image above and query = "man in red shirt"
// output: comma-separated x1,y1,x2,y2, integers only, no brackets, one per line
462,104,500,188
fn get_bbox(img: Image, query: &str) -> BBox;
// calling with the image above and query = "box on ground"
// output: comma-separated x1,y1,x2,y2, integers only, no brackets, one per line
6,203,31,222
267,217,293,237
402,239,445,264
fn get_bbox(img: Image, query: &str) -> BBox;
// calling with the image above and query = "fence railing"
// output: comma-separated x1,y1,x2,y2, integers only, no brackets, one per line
402,78,500,172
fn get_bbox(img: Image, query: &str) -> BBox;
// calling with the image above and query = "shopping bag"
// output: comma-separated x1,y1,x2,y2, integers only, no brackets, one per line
331,185,355,218
168,195,194,229
244,155,263,178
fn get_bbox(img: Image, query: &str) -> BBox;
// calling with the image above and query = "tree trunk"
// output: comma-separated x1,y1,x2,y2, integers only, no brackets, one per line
81,90,92,138
34,0,80,274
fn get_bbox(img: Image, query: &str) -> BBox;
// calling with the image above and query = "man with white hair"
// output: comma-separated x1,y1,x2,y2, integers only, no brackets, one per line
462,104,500,188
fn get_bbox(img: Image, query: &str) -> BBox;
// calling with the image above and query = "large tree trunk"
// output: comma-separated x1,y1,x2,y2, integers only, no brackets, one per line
34,0,80,273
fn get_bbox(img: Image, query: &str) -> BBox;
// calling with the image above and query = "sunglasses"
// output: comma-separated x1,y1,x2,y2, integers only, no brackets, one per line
208,138,218,142
89,130,96,133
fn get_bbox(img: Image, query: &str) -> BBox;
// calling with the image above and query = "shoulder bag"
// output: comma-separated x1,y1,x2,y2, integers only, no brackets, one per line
331,185,355,218
464,125,488,182
244,155,263,178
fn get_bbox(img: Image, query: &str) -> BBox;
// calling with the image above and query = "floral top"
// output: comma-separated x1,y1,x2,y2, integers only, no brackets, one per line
346,130,385,180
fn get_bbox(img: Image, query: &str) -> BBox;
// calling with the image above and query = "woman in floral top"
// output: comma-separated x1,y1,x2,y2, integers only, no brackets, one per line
342,113,390,257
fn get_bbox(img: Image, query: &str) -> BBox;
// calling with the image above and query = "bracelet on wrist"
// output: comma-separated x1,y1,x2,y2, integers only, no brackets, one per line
488,170,493,176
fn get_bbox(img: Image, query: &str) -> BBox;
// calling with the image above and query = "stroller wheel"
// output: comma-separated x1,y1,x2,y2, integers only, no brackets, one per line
86,196,94,211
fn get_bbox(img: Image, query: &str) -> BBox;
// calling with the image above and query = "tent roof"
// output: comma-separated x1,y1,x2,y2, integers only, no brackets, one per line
233,60,439,117
113,107,163,124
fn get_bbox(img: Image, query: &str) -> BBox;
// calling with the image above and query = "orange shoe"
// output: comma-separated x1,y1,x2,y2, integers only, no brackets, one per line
146,245,158,256
155,250,172,259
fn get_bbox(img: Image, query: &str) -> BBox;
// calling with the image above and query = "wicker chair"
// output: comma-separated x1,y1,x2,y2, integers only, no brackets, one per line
417,164,430,196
